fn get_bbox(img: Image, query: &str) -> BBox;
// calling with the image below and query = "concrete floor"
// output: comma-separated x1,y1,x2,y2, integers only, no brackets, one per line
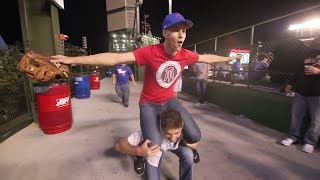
0,78,319,180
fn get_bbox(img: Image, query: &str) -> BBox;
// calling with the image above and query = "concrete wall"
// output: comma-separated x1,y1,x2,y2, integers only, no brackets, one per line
107,10,135,32
105,0,135,11
18,0,60,55
106,0,125,11
182,77,294,133
183,77,320,146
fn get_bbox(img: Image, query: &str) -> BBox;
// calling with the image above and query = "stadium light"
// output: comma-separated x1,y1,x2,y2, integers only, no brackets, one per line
289,18,320,30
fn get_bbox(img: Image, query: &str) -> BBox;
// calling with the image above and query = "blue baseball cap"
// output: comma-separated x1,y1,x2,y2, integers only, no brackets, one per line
162,12,193,30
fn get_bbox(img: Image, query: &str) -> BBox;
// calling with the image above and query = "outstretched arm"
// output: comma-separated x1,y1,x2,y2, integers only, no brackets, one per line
115,138,160,158
112,74,116,84
198,54,241,64
50,52,136,66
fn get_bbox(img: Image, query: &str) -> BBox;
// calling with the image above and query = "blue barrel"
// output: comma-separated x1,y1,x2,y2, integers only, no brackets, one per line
74,74,90,99
106,69,113,78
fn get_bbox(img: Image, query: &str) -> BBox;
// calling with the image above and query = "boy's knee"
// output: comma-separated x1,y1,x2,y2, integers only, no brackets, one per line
185,132,201,144
182,148,194,164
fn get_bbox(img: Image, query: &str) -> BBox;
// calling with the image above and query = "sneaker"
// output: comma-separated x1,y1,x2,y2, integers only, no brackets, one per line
302,144,314,153
134,156,145,176
193,149,200,164
281,138,297,146
179,141,200,163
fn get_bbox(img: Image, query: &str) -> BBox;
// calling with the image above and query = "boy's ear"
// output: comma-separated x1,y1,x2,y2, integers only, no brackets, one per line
162,30,167,38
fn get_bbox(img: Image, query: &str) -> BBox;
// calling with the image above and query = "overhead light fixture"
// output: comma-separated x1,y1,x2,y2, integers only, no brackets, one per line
289,19,320,30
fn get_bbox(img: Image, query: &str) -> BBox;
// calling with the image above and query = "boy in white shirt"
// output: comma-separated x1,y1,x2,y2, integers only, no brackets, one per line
116,109,199,180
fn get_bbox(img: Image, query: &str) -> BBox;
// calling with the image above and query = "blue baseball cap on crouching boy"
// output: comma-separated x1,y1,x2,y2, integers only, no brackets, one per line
162,12,193,30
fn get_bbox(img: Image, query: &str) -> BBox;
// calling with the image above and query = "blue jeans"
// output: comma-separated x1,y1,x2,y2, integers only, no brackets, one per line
140,98,201,180
145,146,194,180
115,83,130,106
196,79,207,103
288,93,320,146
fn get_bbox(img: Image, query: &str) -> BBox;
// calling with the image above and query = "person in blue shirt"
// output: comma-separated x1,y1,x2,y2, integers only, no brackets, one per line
112,64,136,107
230,54,243,84
232,58,241,74
249,56,270,81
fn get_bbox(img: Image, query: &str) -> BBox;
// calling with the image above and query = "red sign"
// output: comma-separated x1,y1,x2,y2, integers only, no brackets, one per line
230,49,250,53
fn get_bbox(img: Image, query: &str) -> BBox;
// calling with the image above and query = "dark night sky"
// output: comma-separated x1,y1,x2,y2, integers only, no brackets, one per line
140,0,320,45
2,0,320,53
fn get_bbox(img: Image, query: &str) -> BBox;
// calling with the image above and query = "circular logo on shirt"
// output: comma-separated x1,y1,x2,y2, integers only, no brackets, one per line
156,61,181,88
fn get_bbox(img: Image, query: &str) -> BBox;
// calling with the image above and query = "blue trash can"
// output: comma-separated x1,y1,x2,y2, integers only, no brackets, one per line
106,69,112,78
74,74,90,99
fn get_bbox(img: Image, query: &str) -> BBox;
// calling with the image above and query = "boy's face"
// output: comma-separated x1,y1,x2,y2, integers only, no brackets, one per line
163,23,187,52
164,127,183,143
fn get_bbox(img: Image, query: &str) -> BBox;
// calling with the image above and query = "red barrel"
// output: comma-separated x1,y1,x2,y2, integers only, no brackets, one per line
35,83,73,134
89,72,100,90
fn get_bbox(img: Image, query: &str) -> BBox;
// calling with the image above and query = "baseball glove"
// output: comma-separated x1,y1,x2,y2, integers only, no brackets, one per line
16,51,70,82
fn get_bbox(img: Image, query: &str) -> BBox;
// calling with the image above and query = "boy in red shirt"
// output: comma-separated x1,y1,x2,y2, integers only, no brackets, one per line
52,12,241,179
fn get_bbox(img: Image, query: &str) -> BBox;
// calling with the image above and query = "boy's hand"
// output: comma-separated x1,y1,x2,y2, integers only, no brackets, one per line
141,139,160,157
304,66,320,75
185,141,199,150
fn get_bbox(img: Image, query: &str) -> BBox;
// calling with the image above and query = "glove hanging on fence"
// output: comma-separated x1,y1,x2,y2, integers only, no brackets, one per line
16,51,70,82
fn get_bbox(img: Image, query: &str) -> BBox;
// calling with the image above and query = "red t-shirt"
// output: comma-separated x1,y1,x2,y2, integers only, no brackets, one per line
133,44,199,104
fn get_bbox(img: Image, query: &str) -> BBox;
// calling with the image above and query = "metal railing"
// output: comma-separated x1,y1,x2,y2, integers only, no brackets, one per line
185,4,320,94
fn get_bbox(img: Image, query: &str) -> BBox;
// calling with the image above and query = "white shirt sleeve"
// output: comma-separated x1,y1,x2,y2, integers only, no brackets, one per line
127,131,163,167
127,131,143,146
146,136,183,167
127,131,182,167
146,151,163,167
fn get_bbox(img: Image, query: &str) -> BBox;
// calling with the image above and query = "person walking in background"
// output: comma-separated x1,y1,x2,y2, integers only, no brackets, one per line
249,55,270,81
230,54,244,84
216,66,226,79
281,35,320,153
51,12,241,180
193,62,210,105
112,64,136,107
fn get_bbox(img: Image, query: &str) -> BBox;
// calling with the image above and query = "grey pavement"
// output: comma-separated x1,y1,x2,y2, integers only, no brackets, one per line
0,78,319,180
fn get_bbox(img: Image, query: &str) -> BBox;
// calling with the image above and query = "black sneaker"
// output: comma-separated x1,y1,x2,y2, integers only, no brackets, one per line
179,141,200,164
192,149,200,164
134,156,145,176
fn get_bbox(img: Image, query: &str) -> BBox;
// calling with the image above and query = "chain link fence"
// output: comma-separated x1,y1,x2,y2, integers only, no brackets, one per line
185,5,320,94
0,47,31,135
0,80,29,126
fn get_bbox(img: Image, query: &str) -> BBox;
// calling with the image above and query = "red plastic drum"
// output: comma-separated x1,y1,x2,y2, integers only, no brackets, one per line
89,72,100,90
35,83,73,134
